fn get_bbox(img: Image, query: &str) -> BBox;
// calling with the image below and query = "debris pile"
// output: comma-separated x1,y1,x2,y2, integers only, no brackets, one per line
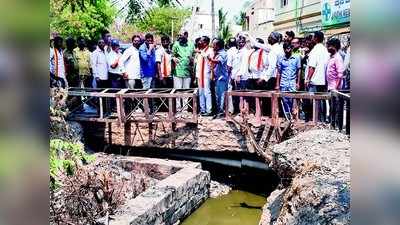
50,154,159,225
259,129,350,225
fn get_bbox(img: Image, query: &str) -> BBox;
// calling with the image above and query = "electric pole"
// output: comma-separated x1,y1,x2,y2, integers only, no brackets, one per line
211,0,215,38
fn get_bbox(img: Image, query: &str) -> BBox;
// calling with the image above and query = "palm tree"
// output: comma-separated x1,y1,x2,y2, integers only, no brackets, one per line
112,0,183,23
217,8,231,43
235,11,246,29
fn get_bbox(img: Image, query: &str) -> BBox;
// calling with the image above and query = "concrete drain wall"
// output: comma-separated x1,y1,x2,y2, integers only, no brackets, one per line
109,157,211,225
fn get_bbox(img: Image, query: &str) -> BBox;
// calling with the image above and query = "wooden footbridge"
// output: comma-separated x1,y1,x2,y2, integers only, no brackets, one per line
67,87,350,154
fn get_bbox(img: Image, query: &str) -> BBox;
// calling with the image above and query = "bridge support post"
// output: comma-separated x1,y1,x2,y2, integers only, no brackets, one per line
124,122,131,146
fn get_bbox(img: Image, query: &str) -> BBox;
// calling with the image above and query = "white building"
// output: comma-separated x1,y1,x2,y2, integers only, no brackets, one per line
182,0,219,41
244,0,275,41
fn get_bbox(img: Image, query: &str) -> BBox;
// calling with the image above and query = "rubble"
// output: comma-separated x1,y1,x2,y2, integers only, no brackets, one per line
209,180,232,198
259,129,350,225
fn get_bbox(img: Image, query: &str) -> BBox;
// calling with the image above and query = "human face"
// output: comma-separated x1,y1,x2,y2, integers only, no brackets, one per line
238,39,246,49
291,39,300,50
284,34,291,43
132,37,141,48
104,33,112,45
212,40,219,51
54,39,63,49
98,40,105,50
77,39,86,49
327,45,337,56
284,47,292,58
162,39,170,49
112,45,119,52
145,37,154,46
179,34,188,45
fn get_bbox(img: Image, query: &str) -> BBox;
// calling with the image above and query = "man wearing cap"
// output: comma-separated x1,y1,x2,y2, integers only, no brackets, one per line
107,39,124,88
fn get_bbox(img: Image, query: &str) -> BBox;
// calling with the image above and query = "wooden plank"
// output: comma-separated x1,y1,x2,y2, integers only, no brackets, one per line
168,97,175,123
271,93,279,126
225,91,230,120
192,95,198,123
99,97,104,119
124,122,131,145
312,99,319,125
255,97,261,125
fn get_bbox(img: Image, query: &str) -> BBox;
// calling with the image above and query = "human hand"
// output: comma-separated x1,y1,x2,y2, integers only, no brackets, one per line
296,83,300,90
173,57,180,64
149,44,155,50
111,62,118,69
304,80,309,88
235,76,241,84
123,73,128,79
256,78,263,85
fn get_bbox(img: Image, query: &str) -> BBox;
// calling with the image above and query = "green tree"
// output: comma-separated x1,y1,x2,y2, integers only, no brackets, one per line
137,6,190,37
217,8,231,43
50,0,116,40
235,11,246,28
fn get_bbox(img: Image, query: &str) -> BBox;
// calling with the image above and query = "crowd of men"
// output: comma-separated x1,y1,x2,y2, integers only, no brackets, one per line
49,29,350,125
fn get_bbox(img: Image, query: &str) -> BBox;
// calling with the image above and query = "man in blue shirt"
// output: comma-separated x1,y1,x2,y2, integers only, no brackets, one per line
139,33,157,89
209,38,228,118
276,42,301,119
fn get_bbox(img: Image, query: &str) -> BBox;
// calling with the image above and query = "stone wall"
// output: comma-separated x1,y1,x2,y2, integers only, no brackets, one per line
109,158,211,225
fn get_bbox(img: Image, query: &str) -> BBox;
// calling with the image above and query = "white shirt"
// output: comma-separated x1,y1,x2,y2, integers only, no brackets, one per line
90,48,108,80
247,49,268,79
232,47,250,80
119,45,141,80
261,43,284,81
227,47,238,68
307,43,330,85
49,48,66,79
106,50,123,74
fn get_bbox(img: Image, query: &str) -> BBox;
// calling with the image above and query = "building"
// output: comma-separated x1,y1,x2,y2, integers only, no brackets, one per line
273,0,350,39
244,0,275,41
182,0,219,41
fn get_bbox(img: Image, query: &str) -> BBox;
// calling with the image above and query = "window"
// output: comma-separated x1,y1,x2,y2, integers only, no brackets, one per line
281,0,289,7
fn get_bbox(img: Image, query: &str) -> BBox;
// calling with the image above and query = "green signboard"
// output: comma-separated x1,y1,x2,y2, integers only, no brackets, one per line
322,0,351,28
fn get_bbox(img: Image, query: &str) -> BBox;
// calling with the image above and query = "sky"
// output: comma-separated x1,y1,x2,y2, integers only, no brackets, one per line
181,0,250,23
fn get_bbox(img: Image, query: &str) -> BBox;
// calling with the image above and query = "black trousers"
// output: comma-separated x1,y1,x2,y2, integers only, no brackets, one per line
109,72,125,88
96,79,110,88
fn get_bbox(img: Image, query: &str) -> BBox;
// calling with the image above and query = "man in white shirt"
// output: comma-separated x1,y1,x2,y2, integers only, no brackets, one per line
107,39,124,88
232,36,251,112
263,32,284,90
226,38,238,114
245,32,284,90
305,31,330,122
155,35,173,88
119,35,142,89
247,38,268,90
90,39,109,88
50,36,67,88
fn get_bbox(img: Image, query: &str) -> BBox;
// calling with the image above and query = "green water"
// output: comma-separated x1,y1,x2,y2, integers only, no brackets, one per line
181,190,267,225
